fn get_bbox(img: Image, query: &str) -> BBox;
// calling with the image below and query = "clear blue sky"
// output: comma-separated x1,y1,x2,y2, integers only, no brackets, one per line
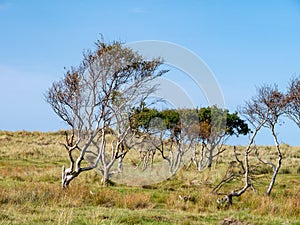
1,0,300,145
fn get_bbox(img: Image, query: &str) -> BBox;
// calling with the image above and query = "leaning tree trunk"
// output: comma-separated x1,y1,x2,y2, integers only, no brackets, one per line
61,152,83,189
62,166,73,188
266,125,282,196
60,131,102,189
217,144,252,206
216,121,265,206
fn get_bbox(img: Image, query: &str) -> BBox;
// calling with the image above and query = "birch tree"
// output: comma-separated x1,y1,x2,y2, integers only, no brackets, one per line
215,85,287,205
46,39,167,188
250,85,287,195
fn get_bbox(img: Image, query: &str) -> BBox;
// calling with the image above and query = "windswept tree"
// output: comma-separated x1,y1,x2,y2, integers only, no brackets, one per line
156,109,191,175
251,85,287,195
193,106,249,171
129,107,160,171
130,108,185,175
46,39,167,188
215,85,287,205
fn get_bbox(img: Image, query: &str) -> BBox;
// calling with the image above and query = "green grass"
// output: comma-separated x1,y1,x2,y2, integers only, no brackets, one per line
0,131,299,224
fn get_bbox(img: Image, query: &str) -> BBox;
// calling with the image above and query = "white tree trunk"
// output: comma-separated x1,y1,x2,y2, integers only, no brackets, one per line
266,125,282,195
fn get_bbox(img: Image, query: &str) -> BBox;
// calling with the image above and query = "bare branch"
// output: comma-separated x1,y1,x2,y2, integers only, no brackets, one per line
254,146,275,170
45,39,167,188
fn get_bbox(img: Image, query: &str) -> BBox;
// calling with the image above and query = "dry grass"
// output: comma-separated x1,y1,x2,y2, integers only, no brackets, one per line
0,131,299,224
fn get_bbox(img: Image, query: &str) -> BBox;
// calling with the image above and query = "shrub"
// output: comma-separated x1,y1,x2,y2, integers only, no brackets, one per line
122,192,152,210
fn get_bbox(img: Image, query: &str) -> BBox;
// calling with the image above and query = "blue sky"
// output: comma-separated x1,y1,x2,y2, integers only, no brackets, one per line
0,0,300,145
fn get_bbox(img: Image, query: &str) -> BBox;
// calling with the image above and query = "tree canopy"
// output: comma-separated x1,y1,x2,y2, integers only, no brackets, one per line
130,106,250,142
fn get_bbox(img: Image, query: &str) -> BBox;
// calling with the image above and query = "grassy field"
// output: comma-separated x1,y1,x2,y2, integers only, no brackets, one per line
0,131,299,224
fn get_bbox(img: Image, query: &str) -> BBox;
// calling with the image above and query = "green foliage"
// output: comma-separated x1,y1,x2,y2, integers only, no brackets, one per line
198,106,250,137
131,106,250,141
130,107,160,133
160,109,181,137
226,112,250,136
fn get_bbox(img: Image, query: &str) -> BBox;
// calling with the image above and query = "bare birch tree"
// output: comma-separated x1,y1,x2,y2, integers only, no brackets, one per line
249,85,287,195
46,39,167,188
215,85,287,205
215,109,267,205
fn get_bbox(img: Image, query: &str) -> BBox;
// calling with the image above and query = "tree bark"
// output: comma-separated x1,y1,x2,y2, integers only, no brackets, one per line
101,158,116,187
102,168,109,187
266,125,282,195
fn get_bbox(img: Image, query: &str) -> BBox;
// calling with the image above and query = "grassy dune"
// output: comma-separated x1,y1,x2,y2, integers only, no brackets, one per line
0,131,299,224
